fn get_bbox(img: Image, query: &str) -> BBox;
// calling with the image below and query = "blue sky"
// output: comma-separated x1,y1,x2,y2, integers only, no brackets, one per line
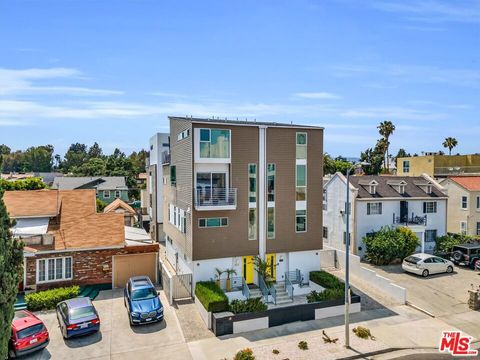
0,0,479,157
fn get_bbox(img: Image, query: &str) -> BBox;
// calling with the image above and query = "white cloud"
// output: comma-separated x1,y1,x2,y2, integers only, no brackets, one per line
294,92,341,100
0,119,30,127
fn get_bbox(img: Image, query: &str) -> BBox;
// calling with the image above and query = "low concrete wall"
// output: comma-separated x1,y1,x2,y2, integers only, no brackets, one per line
293,281,324,296
315,301,361,319
233,316,269,334
195,297,212,329
327,246,407,304
319,249,336,269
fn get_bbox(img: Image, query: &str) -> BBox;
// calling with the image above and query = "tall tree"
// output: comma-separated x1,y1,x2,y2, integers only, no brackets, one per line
0,190,23,358
87,142,104,159
62,143,88,172
360,144,384,175
71,158,107,177
128,150,148,175
442,137,458,156
377,121,396,172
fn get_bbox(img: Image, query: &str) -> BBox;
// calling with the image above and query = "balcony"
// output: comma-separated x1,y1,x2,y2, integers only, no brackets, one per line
393,213,427,227
161,150,171,165
434,166,480,176
195,188,237,210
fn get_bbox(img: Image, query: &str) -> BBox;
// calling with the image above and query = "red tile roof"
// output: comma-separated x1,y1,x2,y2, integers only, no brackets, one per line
449,176,480,191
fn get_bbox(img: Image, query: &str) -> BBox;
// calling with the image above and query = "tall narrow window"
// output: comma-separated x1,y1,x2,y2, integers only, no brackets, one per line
296,164,307,201
267,207,275,239
296,132,307,159
267,164,275,202
296,210,307,232
170,166,176,186
403,160,410,173
248,208,257,240
462,196,468,209
47,259,55,281
248,164,257,203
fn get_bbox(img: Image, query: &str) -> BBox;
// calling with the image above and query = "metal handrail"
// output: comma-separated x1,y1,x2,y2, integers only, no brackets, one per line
393,213,427,226
258,276,269,302
242,277,250,299
285,269,301,284
285,273,294,300
195,188,237,207
269,283,277,305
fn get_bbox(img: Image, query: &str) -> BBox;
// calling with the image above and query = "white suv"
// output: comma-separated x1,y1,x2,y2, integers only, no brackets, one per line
402,253,454,277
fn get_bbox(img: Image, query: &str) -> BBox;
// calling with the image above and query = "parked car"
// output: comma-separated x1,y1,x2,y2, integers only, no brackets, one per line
9,310,49,358
402,253,454,277
56,297,100,339
450,243,480,269
124,275,163,325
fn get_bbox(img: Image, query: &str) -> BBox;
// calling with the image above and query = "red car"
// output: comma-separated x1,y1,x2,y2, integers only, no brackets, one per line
9,310,49,358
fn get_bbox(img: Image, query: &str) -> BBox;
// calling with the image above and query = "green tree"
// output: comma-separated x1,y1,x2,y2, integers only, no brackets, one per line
377,121,396,171
360,147,383,175
0,190,24,358
62,143,88,173
71,158,107,177
0,178,46,191
23,145,54,172
323,153,336,175
395,148,410,160
129,150,148,175
442,137,458,156
87,142,104,159
363,226,419,265
96,198,108,212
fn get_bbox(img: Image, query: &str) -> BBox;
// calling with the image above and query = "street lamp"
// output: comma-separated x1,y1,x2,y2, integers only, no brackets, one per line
344,161,370,349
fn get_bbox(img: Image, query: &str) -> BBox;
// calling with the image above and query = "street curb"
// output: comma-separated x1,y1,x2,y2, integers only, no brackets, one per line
338,346,438,360
406,301,435,318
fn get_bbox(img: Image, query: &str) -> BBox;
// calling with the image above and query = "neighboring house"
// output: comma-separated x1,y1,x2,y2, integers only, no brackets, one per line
1,173,35,180
4,189,158,291
52,176,129,204
146,133,170,242
162,116,323,291
443,176,480,236
323,173,447,258
397,154,480,177
104,198,137,227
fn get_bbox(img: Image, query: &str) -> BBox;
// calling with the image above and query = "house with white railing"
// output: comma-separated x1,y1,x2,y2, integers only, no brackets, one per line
323,173,448,258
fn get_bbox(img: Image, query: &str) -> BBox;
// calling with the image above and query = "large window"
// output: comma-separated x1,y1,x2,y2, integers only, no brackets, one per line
403,160,410,173
267,164,275,202
462,196,468,209
296,210,306,232
296,164,307,201
425,229,437,243
267,207,275,239
168,204,186,234
198,217,228,228
367,202,382,215
199,128,230,158
423,201,437,214
296,132,307,159
37,257,73,283
248,208,256,240
248,164,257,203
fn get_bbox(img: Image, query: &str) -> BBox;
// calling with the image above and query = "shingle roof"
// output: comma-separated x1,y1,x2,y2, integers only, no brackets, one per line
349,175,446,199
3,189,124,250
449,176,480,191
169,116,323,129
103,198,136,215
52,176,128,191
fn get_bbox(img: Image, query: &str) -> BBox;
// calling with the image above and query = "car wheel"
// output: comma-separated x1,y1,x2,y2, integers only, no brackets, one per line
446,266,453,273
422,269,429,277
474,260,480,270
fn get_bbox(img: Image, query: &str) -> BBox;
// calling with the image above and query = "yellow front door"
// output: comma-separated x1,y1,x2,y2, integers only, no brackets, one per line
266,253,276,280
242,256,254,284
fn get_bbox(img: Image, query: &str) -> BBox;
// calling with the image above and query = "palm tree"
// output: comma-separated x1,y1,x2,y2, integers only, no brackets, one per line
224,268,237,291
443,137,458,155
214,267,224,288
377,121,396,172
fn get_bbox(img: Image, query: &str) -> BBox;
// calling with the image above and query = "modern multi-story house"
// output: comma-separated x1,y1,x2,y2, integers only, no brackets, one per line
397,153,480,177
146,133,170,242
52,176,129,204
161,116,323,289
323,173,448,257
443,176,480,236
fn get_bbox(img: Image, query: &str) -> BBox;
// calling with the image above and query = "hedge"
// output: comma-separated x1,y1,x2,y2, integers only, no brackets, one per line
194,281,228,313
306,288,344,303
229,297,267,314
309,271,344,290
25,285,80,311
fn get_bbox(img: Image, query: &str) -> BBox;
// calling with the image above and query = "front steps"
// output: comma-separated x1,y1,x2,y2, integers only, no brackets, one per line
273,282,293,305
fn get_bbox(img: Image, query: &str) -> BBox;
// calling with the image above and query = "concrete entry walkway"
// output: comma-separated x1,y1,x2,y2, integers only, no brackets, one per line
174,298,215,343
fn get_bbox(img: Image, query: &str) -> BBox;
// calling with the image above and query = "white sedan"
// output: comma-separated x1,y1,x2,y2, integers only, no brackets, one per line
402,253,454,277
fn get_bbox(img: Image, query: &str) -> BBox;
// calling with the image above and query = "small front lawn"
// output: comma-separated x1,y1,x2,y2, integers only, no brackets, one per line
195,281,228,312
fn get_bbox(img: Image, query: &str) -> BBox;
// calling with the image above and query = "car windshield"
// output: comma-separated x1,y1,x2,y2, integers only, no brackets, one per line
404,256,422,264
16,324,44,339
69,306,96,320
131,287,157,301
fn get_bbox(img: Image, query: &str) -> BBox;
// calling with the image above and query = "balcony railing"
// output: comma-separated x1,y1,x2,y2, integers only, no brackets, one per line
195,188,237,209
393,213,427,226
434,166,480,176
161,150,171,165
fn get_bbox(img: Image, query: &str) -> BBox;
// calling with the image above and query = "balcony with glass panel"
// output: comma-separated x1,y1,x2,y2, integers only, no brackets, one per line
194,187,237,210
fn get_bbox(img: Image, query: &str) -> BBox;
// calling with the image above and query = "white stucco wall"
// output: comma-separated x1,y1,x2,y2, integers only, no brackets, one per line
166,238,193,275
288,250,321,283
192,256,243,289
149,133,169,224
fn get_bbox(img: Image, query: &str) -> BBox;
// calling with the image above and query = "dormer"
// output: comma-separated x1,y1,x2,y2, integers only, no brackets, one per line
414,180,434,194
387,180,408,194
368,180,378,195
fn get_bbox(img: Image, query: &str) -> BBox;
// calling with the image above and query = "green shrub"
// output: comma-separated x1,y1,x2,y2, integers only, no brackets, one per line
353,326,375,340
233,348,255,360
306,288,344,303
363,226,419,265
298,341,308,350
25,285,80,311
309,271,344,290
272,349,280,355
195,281,228,313
435,233,480,254
229,297,267,314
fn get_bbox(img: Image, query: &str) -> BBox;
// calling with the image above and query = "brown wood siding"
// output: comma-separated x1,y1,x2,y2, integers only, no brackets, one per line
266,127,323,253
192,124,259,260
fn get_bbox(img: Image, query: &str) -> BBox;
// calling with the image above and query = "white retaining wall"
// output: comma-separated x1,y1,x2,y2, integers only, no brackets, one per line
327,246,407,304
233,316,269,334
195,297,212,329
315,302,361,319
319,249,336,269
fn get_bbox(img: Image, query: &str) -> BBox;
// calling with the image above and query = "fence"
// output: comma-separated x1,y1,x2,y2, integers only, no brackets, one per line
160,259,193,305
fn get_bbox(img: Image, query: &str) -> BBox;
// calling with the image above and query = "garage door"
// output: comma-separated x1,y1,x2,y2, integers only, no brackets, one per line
113,253,157,288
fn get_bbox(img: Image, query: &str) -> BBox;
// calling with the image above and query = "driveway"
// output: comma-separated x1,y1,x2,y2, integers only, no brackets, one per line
24,289,192,360
362,262,480,340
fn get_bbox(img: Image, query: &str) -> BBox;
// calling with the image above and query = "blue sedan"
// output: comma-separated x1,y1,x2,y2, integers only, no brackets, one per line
124,276,163,325
56,297,100,339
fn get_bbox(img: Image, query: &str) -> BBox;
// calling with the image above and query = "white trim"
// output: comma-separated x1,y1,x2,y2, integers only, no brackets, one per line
36,256,73,284
296,158,307,165
258,126,267,260
296,201,306,211
33,245,124,255
189,120,323,130
103,190,110,198
194,127,231,164
356,197,447,201
115,190,121,198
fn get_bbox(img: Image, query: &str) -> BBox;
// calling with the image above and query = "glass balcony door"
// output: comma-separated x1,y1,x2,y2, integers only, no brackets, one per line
196,172,227,205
